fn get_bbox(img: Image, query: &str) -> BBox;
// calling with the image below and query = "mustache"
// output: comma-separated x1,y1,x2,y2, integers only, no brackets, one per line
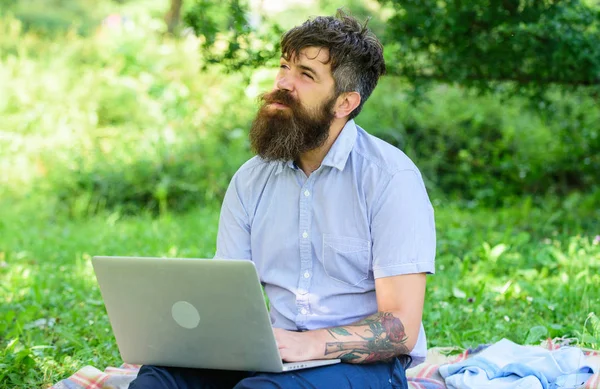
260,90,299,107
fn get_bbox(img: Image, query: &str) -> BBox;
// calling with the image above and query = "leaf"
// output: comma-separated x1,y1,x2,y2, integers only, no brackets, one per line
587,312,600,330
5,338,18,352
489,244,508,261
369,322,383,337
330,328,352,337
525,325,548,344
581,334,598,345
341,352,362,361
452,287,467,299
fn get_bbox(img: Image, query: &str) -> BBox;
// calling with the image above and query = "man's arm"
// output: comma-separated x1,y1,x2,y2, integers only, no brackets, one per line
321,311,410,363
274,272,426,363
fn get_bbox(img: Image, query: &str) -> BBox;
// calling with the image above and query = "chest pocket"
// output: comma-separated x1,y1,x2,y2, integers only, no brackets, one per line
322,234,371,286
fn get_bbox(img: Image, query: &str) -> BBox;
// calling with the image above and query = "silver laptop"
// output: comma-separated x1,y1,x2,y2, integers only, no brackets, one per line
92,256,340,372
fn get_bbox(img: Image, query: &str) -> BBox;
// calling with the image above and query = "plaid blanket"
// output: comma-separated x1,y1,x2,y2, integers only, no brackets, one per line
50,339,600,389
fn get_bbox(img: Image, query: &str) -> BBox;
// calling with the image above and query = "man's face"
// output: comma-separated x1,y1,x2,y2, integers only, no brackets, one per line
249,47,338,161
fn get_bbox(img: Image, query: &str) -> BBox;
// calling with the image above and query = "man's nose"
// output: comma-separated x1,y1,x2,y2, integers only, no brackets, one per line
276,75,293,92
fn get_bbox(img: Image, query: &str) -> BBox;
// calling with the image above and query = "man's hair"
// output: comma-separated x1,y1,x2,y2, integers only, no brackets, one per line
280,9,386,120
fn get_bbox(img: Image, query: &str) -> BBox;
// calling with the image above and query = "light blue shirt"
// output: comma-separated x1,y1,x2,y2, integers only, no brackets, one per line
215,119,436,364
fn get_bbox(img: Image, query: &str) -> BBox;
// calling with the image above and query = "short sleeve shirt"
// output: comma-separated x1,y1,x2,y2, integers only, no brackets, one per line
215,119,436,365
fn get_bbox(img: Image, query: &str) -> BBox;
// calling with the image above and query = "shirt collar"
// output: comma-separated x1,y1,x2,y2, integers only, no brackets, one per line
275,119,357,174
273,160,296,175
321,119,357,171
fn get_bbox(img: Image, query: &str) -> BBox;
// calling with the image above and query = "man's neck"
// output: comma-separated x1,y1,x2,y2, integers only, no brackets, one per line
296,118,347,177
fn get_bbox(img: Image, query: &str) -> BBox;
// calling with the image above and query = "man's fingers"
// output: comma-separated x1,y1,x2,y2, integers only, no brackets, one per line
278,347,287,360
273,328,288,349
279,349,291,362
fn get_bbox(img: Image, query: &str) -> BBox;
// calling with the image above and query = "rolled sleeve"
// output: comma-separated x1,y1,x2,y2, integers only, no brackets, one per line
371,169,436,278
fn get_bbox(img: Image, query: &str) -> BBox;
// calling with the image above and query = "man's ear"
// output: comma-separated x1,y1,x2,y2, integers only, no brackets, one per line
334,91,361,119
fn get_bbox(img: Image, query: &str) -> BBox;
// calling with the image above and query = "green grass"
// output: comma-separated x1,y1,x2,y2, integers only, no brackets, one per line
0,202,221,388
1,198,599,388
427,202,600,349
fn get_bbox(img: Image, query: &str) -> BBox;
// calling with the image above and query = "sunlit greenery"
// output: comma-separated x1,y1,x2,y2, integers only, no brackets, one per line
1,1,599,388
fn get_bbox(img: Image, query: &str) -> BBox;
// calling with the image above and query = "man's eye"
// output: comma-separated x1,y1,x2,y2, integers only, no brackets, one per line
303,73,314,80
280,65,289,70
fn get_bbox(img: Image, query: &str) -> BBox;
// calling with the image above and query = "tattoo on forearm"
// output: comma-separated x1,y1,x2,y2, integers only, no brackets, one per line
326,327,353,340
324,312,409,363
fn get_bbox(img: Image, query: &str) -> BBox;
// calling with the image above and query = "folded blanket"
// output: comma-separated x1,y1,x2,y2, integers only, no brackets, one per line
50,339,600,389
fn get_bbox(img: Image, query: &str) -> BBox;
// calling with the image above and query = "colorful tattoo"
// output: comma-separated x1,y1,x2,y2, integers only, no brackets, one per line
324,312,409,363
326,327,352,339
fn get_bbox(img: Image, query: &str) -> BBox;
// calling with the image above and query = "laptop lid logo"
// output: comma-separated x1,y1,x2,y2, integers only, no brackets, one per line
171,301,201,329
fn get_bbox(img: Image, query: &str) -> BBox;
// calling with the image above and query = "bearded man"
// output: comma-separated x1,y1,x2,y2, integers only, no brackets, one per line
130,9,435,389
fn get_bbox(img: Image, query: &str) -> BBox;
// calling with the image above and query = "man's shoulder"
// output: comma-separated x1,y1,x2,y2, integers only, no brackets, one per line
353,124,419,176
237,155,265,171
232,155,279,181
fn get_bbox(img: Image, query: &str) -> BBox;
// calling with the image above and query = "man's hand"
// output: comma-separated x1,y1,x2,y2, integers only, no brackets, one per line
273,328,325,362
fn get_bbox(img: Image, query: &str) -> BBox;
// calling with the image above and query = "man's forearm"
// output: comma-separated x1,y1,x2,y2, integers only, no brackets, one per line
313,312,411,364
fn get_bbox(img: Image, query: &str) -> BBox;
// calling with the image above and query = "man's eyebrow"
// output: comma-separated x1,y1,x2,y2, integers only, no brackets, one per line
280,56,321,79
298,64,320,78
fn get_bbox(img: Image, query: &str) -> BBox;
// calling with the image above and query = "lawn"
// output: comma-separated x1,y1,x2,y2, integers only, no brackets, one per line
1,197,599,388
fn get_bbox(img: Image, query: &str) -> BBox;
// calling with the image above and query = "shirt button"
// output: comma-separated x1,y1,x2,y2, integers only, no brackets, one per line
302,231,308,239
304,190,310,197
301,308,308,315
303,271,310,278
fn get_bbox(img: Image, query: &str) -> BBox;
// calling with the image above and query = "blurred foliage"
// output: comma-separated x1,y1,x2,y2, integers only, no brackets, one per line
0,11,254,216
183,0,285,73
383,0,600,98
361,81,600,206
0,0,120,35
0,1,598,215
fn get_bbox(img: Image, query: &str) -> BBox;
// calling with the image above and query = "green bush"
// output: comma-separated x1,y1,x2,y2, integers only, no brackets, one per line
360,80,600,206
1,0,110,35
47,129,250,216
0,12,255,216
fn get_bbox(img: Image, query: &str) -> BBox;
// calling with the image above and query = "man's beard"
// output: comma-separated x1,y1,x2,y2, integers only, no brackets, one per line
249,89,337,162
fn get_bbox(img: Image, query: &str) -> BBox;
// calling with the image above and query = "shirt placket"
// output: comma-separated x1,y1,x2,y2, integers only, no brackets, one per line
296,172,315,330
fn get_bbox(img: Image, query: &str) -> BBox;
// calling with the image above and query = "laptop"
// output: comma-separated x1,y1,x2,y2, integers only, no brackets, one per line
92,256,341,372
